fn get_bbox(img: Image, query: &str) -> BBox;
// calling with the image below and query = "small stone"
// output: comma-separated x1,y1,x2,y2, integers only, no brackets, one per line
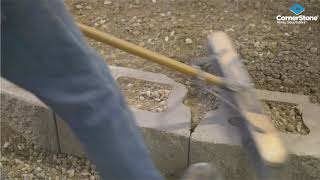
266,51,274,59
22,174,33,179
271,73,280,79
21,164,31,171
286,124,295,132
159,101,166,106
17,144,25,150
104,0,112,5
34,167,42,174
165,36,169,42
300,128,309,135
80,169,90,176
296,123,302,132
61,167,67,174
132,30,140,36
75,4,83,9
155,98,161,102
139,96,145,100
170,30,175,36
67,169,75,178
254,41,260,48
283,79,295,87
14,159,22,164
85,6,92,10
36,172,46,178
263,68,272,76
90,175,96,180
185,81,191,85
310,47,317,54
152,0,156,3
154,91,160,98
1,157,9,162
281,118,288,124
289,108,296,117
3,142,10,148
164,90,170,96
146,91,152,97
185,38,193,44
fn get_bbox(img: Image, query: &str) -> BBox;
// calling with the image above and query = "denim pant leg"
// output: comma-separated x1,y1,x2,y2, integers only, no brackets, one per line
1,1,163,179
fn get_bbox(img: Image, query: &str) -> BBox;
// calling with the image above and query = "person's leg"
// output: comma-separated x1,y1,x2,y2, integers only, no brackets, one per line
1,0,163,179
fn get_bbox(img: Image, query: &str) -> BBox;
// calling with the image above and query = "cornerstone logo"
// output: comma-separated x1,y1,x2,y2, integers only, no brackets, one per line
276,3,318,24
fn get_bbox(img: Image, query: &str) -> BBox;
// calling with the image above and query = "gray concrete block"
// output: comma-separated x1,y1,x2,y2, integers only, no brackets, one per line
55,115,86,157
190,89,320,179
190,109,254,180
255,89,320,158
56,66,192,175
255,90,319,154
254,89,309,105
1,79,59,153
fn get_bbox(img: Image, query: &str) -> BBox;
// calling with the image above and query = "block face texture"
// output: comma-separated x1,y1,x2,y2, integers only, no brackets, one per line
142,128,189,176
191,109,241,145
56,115,86,157
1,87,59,153
1,122,18,143
254,89,309,105
190,109,254,180
56,115,191,175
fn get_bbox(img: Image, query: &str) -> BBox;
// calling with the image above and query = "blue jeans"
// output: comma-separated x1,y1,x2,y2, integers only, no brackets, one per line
1,0,163,179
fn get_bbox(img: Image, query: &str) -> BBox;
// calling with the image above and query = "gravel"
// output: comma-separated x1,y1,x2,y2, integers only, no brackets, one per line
117,77,172,112
263,101,310,135
64,0,319,129
1,125,100,180
3,0,319,178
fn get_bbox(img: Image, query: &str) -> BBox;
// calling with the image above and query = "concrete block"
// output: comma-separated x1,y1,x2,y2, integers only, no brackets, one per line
190,109,254,180
56,66,192,175
254,89,320,158
0,79,59,153
254,89,309,105
55,115,86,157
190,89,320,179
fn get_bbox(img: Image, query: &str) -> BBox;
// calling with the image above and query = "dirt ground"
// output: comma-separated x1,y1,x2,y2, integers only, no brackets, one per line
65,0,319,133
65,0,319,102
1,125,100,180
1,0,320,179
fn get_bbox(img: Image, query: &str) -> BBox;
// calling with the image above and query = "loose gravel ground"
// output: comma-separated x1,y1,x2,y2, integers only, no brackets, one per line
1,0,319,179
65,0,319,129
1,125,100,180
118,77,172,112
263,101,310,135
